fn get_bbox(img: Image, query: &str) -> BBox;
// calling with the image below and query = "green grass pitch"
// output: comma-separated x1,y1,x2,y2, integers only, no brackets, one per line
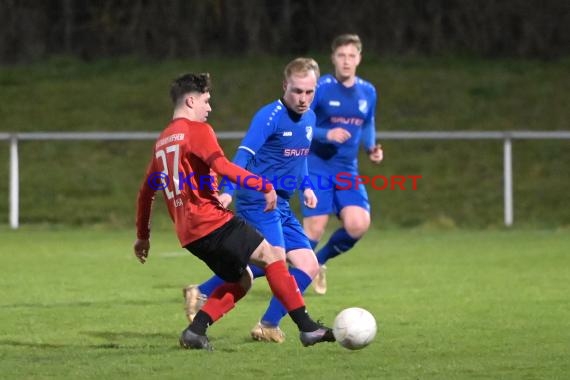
0,227,569,379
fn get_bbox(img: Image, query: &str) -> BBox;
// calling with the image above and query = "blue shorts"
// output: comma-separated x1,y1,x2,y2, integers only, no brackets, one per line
300,159,370,218
236,197,311,253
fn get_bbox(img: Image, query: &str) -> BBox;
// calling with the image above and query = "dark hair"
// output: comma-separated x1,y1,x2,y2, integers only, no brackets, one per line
331,34,362,53
169,73,211,104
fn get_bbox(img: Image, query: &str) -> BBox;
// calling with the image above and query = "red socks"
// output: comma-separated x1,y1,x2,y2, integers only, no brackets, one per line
201,282,247,322
265,261,305,311
200,261,305,323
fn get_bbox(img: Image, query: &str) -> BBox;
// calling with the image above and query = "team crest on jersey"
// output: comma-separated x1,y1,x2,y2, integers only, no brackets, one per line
358,100,368,113
305,126,313,141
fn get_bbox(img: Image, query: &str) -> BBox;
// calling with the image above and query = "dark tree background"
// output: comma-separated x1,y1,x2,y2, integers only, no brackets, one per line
0,0,568,62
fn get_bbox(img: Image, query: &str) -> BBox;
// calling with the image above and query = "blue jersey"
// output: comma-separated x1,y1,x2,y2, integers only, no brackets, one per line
231,99,315,204
309,74,377,170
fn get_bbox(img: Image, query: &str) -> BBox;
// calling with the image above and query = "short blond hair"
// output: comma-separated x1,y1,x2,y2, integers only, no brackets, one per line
331,34,362,53
283,57,320,81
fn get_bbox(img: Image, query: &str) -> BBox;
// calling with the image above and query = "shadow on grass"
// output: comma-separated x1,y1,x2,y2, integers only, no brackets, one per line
0,298,177,309
0,330,176,351
81,330,172,341
0,340,70,349
0,339,147,350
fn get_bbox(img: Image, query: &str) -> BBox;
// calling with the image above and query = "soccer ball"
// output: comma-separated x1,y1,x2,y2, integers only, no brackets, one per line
333,307,377,350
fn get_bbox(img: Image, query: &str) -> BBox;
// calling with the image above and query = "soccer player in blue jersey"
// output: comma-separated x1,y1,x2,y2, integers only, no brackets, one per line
303,34,383,295
183,57,325,343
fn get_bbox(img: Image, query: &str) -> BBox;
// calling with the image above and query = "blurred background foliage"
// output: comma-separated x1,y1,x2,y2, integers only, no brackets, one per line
0,0,568,62
0,1,568,228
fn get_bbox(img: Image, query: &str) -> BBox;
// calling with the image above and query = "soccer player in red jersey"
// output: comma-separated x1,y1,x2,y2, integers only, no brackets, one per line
134,72,334,350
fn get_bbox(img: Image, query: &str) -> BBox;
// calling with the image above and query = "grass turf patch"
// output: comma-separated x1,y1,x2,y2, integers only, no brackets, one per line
0,227,568,379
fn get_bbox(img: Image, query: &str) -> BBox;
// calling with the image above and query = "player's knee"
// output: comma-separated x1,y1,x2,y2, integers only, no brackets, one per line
267,245,286,263
304,220,327,241
253,240,285,267
289,249,319,278
344,219,370,238
305,261,320,278
309,226,326,241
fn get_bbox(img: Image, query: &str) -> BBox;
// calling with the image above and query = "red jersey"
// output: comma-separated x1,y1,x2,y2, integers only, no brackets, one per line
136,118,272,246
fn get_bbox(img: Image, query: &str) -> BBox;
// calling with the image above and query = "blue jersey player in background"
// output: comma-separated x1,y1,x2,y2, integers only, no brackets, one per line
183,57,322,343
303,34,383,295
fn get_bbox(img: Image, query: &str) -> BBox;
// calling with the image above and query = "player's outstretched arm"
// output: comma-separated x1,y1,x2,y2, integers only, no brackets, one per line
194,123,275,210
135,159,157,262
211,156,276,211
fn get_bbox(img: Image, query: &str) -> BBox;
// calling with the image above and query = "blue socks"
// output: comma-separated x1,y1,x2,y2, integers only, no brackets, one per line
249,264,265,278
197,275,224,296
316,228,358,266
309,238,319,251
198,264,266,296
260,267,312,327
